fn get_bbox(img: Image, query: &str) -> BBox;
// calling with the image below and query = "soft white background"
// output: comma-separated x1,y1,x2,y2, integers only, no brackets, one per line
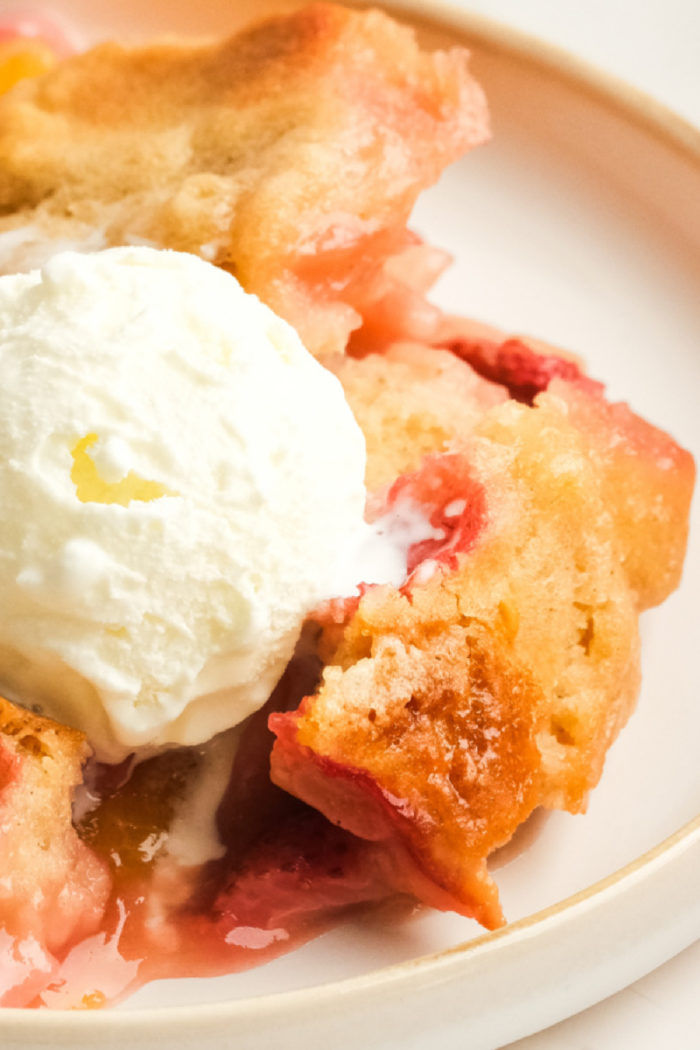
444,4,700,1047
451,0,700,128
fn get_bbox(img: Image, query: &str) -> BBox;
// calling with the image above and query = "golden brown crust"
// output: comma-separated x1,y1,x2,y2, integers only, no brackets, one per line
273,623,542,928
324,342,507,490
271,387,647,920
549,379,696,609
434,317,696,610
337,391,644,809
0,3,489,355
0,697,110,955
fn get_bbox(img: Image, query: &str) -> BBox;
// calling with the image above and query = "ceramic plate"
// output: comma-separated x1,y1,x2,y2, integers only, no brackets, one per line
2,2,699,1048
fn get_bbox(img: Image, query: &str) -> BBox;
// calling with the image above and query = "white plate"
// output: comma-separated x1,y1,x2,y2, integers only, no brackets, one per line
2,3,699,1048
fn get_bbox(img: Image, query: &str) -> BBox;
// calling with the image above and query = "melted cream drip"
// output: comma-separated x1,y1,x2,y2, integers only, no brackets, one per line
165,726,242,866
336,498,444,594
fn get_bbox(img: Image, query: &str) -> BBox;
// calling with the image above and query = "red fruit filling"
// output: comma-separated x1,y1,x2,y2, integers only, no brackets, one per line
443,331,601,403
383,452,487,579
0,653,403,1007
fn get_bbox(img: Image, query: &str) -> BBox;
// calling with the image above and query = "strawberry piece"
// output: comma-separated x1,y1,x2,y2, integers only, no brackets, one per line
444,330,600,404
439,319,695,607
210,809,395,949
382,452,487,578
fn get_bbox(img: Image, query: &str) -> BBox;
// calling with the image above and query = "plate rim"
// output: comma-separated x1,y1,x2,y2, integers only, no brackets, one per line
1,0,698,1037
3,813,698,1033
390,0,700,162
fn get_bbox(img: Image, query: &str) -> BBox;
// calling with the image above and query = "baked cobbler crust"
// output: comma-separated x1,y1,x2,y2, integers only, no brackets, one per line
0,2,488,356
0,699,109,959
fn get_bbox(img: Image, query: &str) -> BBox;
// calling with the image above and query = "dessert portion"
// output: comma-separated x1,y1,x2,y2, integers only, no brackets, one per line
0,2,695,1010
271,346,691,925
0,2,488,356
0,246,368,760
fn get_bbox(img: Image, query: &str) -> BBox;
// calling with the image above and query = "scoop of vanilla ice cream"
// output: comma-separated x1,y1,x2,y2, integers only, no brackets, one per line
0,246,367,760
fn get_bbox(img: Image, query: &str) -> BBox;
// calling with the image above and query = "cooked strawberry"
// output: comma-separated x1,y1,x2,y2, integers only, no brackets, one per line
384,452,488,577
448,332,599,404
437,318,694,607
344,241,453,355
210,809,396,951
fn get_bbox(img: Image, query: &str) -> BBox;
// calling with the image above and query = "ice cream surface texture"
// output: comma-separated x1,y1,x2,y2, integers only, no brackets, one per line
0,246,367,759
